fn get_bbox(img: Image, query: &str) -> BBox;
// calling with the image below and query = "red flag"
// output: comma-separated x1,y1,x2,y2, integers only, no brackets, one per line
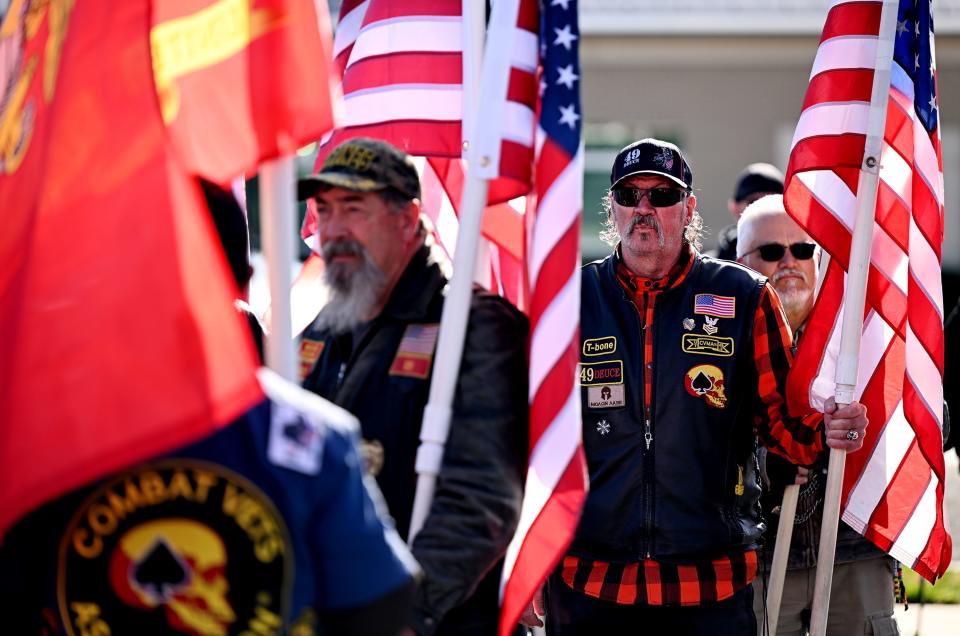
154,0,337,184
498,1,587,633
0,1,267,537
784,0,950,582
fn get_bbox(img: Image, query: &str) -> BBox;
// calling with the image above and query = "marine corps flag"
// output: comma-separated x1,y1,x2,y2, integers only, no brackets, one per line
0,0,337,537
154,0,337,184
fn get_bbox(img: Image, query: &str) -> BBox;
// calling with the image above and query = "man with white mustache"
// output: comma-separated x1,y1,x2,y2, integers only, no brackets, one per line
737,195,898,636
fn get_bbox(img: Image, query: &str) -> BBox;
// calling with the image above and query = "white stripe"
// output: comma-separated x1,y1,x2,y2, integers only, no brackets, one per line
829,0,882,9
791,102,870,148
510,26,539,73
796,170,856,231
415,158,459,259
332,0,369,59
905,328,944,429
528,271,580,400
500,391,582,594
342,86,462,125
810,36,878,78
909,216,945,318
529,152,584,286
887,471,938,568
346,17,462,68
843,401,910,531
501,101,536,146
879,140,913,203
854,311,893,398
868,215,908,299
913,123,945,207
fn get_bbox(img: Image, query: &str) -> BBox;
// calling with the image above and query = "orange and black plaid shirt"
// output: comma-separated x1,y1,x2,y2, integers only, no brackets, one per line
564,247,824,606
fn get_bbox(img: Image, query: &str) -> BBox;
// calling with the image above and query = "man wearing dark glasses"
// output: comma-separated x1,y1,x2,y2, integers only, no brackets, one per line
542,139,870,635
738,196,899,636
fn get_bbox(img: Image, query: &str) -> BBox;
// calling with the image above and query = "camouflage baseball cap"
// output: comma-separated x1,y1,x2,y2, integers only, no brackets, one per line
297,138,421,201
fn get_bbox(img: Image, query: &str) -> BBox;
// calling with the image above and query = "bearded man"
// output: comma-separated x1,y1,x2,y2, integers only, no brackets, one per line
298,138,528,636
738,195,898,636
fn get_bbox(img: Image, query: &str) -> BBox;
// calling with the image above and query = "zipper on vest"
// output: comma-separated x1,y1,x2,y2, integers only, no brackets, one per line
644,419,652,450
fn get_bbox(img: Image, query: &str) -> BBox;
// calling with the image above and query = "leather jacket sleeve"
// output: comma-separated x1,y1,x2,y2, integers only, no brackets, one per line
409,293,529,634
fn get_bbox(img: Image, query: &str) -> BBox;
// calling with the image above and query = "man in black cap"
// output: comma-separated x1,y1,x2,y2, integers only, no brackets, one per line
538,139,869,635
711,163,785,261
297,138,528,636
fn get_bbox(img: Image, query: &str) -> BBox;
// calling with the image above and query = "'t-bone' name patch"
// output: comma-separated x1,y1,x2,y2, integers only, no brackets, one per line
582,336,617,357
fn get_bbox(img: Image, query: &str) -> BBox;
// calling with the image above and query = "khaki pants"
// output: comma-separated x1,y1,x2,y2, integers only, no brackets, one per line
753,557,899,635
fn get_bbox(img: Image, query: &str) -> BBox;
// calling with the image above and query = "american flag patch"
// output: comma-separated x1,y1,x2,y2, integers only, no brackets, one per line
298,338,326,381
694,294,735,318
389,324,440,379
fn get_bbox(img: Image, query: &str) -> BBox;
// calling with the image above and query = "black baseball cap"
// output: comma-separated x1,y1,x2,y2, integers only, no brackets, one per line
297,138,421,202
610,138,692,190
732,163,784,203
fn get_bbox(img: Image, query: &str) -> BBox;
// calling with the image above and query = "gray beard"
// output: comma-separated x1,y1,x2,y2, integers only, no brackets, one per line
313,240,387,334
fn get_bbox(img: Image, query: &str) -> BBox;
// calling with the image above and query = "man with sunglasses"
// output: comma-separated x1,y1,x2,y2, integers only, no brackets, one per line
541,139,869,635
737,195,898,636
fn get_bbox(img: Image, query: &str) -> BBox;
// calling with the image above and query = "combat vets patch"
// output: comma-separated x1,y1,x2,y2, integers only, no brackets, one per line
58,461,291,636
389,323,439,379
684,364,727,408
588,384,626,409
298,338,325,381
579,360,623,386
694,293,736,318
682,333,734,357
582,336,617,357
268,401,326,475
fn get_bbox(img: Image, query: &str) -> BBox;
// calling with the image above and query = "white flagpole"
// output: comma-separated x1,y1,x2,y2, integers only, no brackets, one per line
407,0,490,543
809,2,898,633
259,156,298,382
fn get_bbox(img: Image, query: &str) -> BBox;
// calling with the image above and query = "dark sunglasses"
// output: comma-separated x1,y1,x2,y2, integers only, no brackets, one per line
745,242,817,262
612,187,687,208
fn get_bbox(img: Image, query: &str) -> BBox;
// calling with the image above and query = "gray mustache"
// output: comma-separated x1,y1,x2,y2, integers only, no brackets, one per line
772,267,807,284
322,240,365,261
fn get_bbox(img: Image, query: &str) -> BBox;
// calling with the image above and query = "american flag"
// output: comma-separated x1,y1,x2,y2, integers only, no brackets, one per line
693,293,736,318
784,0,951,582
299,0,537,307
498,1,587,634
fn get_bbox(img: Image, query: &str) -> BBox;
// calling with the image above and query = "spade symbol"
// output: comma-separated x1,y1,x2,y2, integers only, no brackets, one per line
691,371,713,395
133,540,188,601
283,418,313,446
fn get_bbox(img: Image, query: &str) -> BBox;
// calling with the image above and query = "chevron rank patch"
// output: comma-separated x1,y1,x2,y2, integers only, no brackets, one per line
389,323,440,379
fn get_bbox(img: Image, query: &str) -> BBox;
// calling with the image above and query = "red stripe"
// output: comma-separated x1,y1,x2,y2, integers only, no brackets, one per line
361,0,460,23
912,480,952,581
789,134,867,177
863,439,931,552
529,341,578,446
644,560,662,605
678,565,700,606
528,223,579,327
903,379,947,481
341,52,462,94
507,68,538,107
803,68,875,110
498,453,587,636
819,2,883,42
617,563,639,604
536,138,571,201
907,277,945,371
874,182,910,254
499,139,534,189
319,122,462,161
339,0,367,17
516,0,539,33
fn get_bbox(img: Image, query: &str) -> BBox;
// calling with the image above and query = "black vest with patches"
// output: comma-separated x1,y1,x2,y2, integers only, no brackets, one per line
574,251,767,563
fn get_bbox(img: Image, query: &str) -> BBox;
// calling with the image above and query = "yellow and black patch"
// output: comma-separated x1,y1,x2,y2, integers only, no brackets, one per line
579,360,624,386
389,324,439,379
582,336,617,357
57,460,292,636
298,338,326,380
681,333,735,357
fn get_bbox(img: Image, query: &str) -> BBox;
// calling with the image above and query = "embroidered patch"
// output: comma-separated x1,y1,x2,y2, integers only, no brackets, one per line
298,338,326,380
702,316,719,335
596,419,611,435
588,384,626,409
682,334,735,357
694,293,735,318
579,360,623,386
582,336,617,357
57,461,290,636
683,318,695,331
389,323,439,379
684,364,727,408
268,401,326,475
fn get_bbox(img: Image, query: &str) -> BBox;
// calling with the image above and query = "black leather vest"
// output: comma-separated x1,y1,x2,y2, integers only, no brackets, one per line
572,251,767,563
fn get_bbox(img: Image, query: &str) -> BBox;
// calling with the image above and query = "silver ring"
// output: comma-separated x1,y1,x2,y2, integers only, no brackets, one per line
846,430,860,441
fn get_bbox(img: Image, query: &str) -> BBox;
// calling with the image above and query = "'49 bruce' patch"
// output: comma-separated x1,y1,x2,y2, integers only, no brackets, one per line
579,360,623,386
682,333,734,356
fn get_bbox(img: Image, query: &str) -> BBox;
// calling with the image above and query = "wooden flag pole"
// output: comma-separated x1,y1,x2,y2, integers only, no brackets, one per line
808,2,898,633
260,156,298,382
407,0,490,543
764,483,799,635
